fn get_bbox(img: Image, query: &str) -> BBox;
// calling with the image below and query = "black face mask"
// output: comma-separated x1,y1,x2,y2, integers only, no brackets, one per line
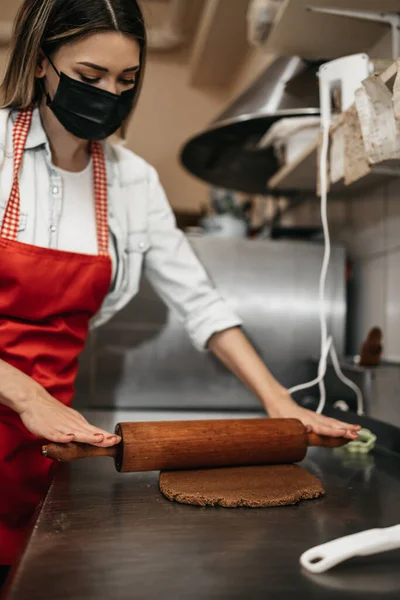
43,56,136,141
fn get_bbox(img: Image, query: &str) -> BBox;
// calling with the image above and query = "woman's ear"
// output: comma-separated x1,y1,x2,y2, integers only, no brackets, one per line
35,51,48,78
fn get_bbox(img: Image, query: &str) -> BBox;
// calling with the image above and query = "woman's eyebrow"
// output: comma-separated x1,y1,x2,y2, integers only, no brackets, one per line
77,62,140,73
78,62,108,72
122,65,140,72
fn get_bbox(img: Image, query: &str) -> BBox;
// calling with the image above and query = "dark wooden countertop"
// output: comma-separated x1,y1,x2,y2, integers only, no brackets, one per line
4,411,400,600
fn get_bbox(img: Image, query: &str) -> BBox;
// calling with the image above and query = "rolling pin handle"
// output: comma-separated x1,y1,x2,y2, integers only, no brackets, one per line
42,442,119,462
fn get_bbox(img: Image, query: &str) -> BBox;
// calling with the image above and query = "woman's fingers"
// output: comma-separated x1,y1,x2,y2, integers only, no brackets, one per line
312,424,347,438
322,418,360,437
310,419,359,439
51,408,120,446
46,430,77,444
68,413,121,445
330,418,361,431
55,423,120,446
79,423,120,446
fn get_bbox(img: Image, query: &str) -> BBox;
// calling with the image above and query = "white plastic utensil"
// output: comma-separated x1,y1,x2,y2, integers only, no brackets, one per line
300,525,400,574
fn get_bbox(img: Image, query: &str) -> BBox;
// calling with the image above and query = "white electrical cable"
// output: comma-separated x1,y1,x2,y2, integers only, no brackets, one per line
289,337,332,395
329,344,364,416
315,109,331,414
288,95,364,416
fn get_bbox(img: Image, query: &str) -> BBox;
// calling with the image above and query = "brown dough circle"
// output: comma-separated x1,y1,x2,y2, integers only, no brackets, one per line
159,464,325,508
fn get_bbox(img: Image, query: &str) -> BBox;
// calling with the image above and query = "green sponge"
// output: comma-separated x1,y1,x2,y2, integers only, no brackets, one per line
342,428,377,454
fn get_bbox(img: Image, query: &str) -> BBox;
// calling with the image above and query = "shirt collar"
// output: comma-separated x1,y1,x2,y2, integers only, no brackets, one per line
24,106,48,150
11,106,48,150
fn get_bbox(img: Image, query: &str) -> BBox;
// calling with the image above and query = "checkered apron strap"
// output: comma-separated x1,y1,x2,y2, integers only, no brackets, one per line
90,141,109,256
0,108,33,240
0,108,109,255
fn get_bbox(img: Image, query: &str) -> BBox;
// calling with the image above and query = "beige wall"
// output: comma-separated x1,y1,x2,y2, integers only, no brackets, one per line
0,48,9,77
125,43,273,214
370,31,392,61
126,49,230,213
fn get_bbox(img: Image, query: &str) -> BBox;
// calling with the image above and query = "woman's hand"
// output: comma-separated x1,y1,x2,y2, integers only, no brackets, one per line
266,390,361,440
0,359,120,447
19,393,121,447
208,328,361,440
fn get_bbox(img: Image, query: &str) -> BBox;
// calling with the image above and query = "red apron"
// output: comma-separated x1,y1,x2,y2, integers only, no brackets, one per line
0,108,112,565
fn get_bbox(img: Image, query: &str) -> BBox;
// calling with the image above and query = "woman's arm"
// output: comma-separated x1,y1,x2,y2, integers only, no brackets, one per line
141,167,359,439
208,328,360,440
144,167,242,351
0,359,120,446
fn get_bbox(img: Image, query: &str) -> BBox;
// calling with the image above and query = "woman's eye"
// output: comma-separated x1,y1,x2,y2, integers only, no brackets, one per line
80,75,100,84
79,75,135,87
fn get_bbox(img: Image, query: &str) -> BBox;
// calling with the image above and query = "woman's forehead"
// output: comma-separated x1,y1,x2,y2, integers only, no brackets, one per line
57,32,141,69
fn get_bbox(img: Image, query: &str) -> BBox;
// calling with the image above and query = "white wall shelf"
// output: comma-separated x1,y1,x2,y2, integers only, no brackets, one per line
265,0,400,60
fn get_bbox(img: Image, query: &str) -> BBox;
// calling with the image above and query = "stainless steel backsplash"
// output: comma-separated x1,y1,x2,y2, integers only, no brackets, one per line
75,237,346,410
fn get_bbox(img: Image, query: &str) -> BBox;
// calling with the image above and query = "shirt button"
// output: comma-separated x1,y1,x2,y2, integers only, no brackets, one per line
52,186,59,194
51,226,57,233
139,241,145,250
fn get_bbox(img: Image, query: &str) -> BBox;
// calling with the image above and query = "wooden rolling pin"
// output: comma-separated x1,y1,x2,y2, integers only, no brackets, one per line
42,418,349,473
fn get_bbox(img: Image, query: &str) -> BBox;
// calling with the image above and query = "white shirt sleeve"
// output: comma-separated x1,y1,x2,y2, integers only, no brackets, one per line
143,166,243,351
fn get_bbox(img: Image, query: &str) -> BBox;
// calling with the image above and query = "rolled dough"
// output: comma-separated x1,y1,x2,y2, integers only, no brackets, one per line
159,464,325,508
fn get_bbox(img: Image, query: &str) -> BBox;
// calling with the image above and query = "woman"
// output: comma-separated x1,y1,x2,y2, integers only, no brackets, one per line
0,0,360,579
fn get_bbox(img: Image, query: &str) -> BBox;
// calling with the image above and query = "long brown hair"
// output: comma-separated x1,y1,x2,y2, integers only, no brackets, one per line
1,0,147,134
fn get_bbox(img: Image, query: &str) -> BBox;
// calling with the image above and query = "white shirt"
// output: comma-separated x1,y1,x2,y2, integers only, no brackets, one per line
54,160,98,255
0,107,242,350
